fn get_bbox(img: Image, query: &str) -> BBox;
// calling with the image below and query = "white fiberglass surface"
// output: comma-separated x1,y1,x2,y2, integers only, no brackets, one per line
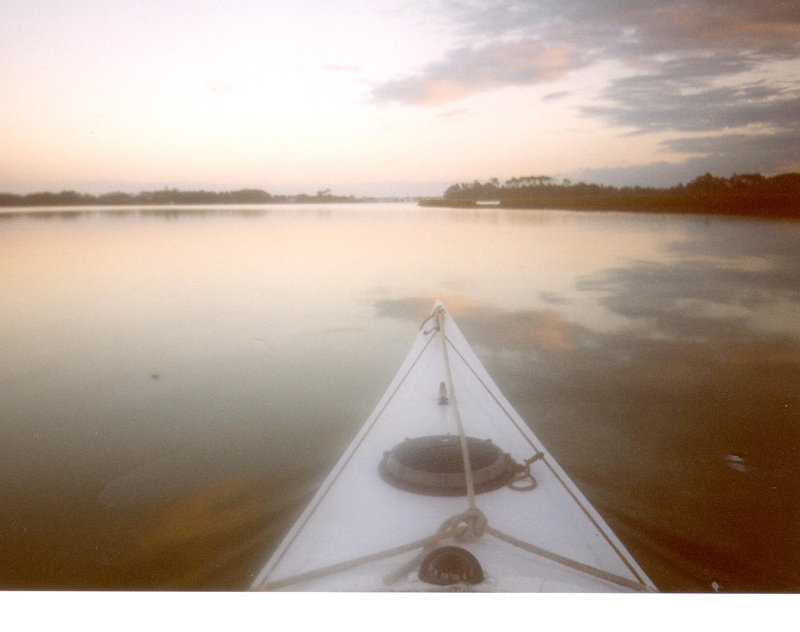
258,306,652,590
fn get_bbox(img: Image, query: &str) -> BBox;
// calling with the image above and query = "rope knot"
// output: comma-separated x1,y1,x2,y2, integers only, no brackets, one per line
463,507,488,538
441,508,488,541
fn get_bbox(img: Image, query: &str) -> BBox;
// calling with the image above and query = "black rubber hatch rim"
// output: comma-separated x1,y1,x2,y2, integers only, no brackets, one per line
379,434,515,496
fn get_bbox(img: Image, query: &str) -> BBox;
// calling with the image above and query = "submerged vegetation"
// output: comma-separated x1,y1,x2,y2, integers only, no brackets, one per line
421,172,800,218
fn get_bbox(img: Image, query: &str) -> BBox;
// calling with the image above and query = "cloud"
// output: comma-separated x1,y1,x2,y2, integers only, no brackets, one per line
436,107,471,119
542,90,571,101
376,1,800,179
667,130,800,174
662,130,800,160
443,1,800,59
582,67,800,135
372,39,580,105
574,129,800,187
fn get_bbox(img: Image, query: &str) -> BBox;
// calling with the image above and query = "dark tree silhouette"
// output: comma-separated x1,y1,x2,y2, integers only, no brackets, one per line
420,171,800,218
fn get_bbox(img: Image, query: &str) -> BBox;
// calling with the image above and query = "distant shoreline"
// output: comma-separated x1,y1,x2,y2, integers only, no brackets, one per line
4,171,800,219
419,171,800,219
0,188,415,208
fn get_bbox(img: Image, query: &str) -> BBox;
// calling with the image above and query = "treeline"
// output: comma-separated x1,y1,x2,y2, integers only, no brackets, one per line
0,187,362,207
420,172,800,218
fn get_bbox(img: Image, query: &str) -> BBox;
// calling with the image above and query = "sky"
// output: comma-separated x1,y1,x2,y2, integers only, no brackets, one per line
1,0,799,197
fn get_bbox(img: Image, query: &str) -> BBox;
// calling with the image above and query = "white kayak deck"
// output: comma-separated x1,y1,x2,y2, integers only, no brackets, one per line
251,303,656,592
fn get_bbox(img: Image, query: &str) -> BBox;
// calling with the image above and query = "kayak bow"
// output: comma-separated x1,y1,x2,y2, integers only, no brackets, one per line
251,302,656,592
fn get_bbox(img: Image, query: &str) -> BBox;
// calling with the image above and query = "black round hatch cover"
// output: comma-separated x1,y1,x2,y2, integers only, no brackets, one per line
418,546,484,586
379,434,515,496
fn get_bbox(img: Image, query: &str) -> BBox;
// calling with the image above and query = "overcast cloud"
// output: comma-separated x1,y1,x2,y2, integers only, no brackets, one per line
374,0,800,182
372,39,580,105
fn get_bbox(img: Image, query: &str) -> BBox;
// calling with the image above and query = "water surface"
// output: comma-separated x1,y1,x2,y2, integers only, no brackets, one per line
1,204,798,591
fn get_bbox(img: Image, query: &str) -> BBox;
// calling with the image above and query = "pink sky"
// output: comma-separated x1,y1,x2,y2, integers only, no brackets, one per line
2,0,798,196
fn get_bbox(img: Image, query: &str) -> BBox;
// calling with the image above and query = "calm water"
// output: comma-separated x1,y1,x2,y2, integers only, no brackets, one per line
1,203,798,592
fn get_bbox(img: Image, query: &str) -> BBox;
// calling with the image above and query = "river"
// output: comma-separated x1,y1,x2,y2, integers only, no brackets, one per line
1,203,798,591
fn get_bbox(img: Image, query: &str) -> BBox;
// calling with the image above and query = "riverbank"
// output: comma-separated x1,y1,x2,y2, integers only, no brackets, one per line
0,189,412,208
420,193,800,218
420,172,800,219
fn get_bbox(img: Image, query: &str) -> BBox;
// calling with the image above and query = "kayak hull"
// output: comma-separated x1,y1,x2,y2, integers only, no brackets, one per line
252,302,656,592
